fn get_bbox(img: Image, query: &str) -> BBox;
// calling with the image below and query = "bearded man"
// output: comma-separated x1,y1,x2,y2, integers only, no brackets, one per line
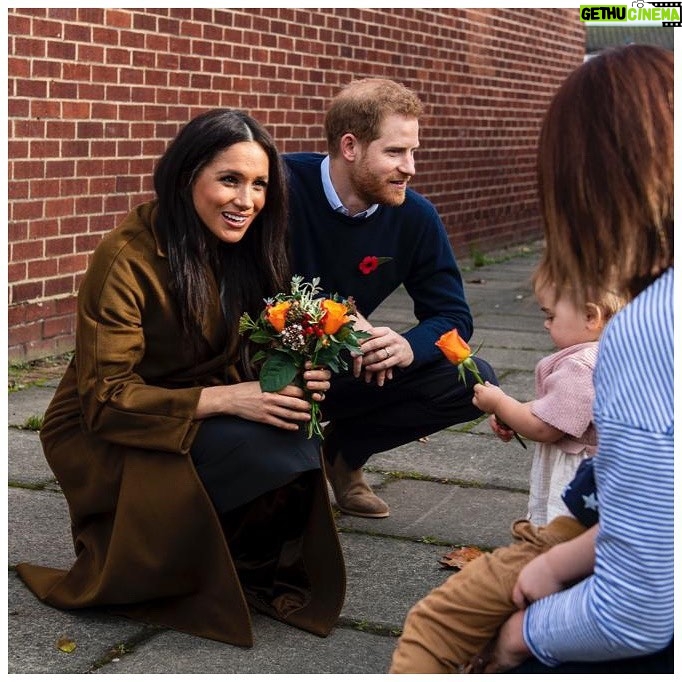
284,78,497,518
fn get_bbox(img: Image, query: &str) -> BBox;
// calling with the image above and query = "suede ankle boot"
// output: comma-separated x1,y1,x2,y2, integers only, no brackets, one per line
323,451,389,518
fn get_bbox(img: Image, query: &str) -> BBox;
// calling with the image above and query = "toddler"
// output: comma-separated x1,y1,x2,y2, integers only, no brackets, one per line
389,272,624,673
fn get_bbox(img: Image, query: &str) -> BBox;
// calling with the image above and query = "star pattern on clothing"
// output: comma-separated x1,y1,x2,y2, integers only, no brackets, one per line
582,492,598,512
561,458,599,528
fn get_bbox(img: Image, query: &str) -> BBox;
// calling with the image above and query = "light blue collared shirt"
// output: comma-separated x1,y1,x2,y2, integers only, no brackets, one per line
320,155,379,219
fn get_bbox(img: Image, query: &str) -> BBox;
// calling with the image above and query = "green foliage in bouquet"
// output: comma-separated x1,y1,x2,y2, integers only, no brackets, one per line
239,275,371,438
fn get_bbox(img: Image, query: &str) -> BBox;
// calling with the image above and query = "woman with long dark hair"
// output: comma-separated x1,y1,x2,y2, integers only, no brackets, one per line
16,109,345,647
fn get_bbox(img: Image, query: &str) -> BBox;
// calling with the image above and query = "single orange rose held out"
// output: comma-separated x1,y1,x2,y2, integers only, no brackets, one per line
435,329,526,449
435,329,474,365
435,329,484,385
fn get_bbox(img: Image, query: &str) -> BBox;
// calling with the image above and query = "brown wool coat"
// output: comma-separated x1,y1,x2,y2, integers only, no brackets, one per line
16,202,345,646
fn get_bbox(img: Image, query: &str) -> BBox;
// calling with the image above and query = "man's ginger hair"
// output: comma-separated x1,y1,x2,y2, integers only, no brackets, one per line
324,78,423,156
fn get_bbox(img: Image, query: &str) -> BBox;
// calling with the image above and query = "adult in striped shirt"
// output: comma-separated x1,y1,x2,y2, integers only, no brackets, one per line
487,44,674,673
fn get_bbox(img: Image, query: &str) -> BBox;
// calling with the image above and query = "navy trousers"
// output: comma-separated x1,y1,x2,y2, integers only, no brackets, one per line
321,355,498,468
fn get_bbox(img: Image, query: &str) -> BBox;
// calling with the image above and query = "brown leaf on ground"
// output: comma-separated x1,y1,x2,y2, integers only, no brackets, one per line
438,545,484,570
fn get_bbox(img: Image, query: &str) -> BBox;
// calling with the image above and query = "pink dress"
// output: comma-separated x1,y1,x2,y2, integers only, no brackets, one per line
527,342,598,525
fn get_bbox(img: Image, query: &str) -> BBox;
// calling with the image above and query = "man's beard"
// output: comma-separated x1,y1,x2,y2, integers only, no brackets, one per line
353,163,409,208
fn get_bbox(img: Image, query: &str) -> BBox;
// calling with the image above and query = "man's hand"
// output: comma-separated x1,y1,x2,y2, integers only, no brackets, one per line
352,323,414,387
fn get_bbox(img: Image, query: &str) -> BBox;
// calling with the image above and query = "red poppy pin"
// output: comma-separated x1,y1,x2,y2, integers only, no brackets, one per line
358,255,393,275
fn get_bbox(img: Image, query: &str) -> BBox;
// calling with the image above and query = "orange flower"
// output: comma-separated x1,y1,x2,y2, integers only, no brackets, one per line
435,329,472,364
321,299,350,335
436,329,526,449
436,329,484,386
265,301,291,332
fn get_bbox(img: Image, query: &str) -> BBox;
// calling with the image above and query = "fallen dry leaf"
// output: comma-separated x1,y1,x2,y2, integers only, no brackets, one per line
438,545,484,570
56,636,77,654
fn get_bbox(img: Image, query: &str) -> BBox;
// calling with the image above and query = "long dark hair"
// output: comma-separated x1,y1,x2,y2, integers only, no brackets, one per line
537,45,673,305
153,109,290,361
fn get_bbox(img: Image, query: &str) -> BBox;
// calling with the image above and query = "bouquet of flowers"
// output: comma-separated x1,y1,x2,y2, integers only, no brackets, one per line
239,275,371,439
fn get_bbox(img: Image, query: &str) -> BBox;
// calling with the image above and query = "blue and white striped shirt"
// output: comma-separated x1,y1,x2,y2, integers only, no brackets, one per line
524,268,674,664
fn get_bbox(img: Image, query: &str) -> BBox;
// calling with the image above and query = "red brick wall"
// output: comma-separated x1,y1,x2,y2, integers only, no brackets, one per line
8,8,585,362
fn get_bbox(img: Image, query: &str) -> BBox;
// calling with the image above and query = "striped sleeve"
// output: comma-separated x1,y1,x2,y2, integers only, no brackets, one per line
523,268,674,664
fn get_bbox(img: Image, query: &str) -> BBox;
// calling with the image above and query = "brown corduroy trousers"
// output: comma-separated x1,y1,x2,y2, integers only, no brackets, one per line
389,515,587,674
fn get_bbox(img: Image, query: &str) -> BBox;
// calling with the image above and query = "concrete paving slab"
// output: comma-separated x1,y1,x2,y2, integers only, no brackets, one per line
465,328,551,352
340,532,458,627
8,427,56,486
337,479,528,548
8,385,55,427
465,272,535,289
8,572,146,674
472,311,546,333
465,276,534,293
8,487,73,568
465,274,533,291
368,429,532,490
91,614,398,674
469,345,546,372
8,530,497,675
478,368,536,403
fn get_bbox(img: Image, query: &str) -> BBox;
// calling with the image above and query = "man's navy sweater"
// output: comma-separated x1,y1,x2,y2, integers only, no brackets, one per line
284,152,473,367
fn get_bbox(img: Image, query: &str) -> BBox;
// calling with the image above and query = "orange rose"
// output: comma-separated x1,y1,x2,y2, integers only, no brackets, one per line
265,301,291,332
435,329,472,364
320,299,350,335
436,328,525,447
436,329,485,386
